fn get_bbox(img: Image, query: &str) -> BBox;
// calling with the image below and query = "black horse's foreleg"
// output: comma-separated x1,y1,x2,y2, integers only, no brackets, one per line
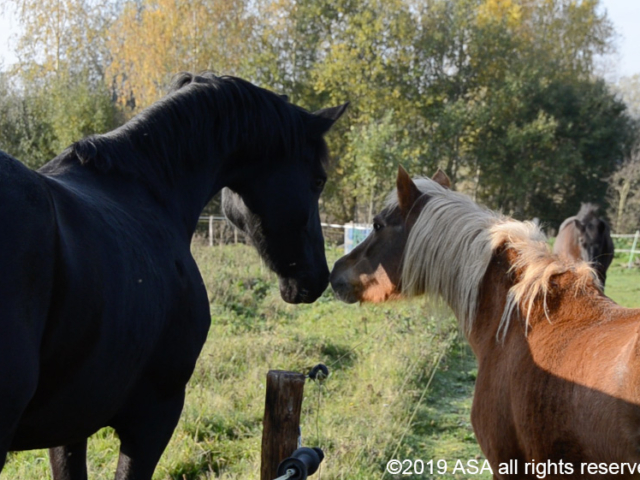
112,390,185,480
49,440,88,480
0,317,40,475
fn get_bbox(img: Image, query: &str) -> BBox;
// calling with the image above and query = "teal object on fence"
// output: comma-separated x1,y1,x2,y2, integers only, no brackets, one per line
344,224,372,254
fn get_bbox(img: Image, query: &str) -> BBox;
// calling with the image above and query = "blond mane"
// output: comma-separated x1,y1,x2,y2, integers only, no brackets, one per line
391,178,596,339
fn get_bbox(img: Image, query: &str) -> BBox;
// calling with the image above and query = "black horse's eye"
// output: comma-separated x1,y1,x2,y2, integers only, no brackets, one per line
373,222,382,232
314,177,326,190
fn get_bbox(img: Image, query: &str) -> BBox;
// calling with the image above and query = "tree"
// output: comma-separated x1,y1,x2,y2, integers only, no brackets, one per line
0,72,56,168
1,0,635,226
608,147,640,233
325,112,414,222
471,76,634,225
1,0,113,82
400,0,630,225
615,75,640,119
108,0,258,111
0,70,119,169
301,0,432,221
0,0,119,168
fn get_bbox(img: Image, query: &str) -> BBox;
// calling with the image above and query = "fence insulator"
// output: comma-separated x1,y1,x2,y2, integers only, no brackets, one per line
275,447,325,480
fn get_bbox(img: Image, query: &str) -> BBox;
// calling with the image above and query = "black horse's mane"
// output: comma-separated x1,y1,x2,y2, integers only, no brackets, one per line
62,73,314,185
577,203,599,220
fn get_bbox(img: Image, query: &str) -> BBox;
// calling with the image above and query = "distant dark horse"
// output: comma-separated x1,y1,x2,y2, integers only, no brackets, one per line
553,203,614,287
0,72,346,479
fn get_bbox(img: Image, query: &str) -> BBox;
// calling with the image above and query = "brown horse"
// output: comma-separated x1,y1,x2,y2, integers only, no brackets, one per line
553,203,614,287
331,167,640,479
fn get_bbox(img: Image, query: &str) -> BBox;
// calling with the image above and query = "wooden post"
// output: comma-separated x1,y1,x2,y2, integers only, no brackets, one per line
261,370,305,480
629,230,640,269
208,216,214,247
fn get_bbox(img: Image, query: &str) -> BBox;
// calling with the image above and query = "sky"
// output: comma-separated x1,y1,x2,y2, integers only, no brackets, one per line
0,5,16,69
600,0,640,79
0,0,639,79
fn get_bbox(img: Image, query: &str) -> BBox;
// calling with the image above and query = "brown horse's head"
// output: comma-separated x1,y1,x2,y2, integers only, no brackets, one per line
330,167,451,303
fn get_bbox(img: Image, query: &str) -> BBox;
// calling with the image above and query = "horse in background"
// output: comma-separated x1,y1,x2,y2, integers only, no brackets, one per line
0,72,347,480
331,167,640,479
553,203,614,287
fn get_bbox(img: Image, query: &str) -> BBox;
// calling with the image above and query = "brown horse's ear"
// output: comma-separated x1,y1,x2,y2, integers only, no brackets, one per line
397,165,423,219
432,169,451,189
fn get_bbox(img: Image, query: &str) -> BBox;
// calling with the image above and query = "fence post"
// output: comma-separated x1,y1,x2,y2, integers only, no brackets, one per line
208,216,213,247
260,370,305,480
628,230,640,269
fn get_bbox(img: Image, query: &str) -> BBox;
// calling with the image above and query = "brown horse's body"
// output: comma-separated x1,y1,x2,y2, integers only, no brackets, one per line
330,167,640,479
473,248,640,479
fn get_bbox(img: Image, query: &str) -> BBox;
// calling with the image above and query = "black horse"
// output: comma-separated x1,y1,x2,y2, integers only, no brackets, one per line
553,203,615,287
0,72,346,479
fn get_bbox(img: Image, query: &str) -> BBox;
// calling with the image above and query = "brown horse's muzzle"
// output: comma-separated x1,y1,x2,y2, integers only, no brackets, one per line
329,258,361,304
330,255,400,304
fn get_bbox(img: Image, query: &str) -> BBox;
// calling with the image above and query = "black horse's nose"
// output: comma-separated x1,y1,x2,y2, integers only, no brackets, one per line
279,269,328,304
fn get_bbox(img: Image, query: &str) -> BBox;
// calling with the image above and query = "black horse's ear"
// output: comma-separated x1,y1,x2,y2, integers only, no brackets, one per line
170,72,195,92
309,102,349,135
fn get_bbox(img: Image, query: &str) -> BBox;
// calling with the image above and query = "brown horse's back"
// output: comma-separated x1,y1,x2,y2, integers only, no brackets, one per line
472,257,640,479
491,305,640,478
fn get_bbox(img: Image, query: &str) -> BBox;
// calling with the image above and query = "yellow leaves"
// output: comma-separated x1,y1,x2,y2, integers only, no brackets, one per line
107,0,257,113
6,0,106,80
108,0,194,109
477,0,522,29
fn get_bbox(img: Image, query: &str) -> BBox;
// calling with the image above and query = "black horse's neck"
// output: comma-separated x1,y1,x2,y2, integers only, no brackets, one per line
41,74,307,237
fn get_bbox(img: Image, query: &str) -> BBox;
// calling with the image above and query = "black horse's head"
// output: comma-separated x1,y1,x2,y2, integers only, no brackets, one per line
222,101,348,304
573,203,614,286
66,72,344,303
575,204,610,262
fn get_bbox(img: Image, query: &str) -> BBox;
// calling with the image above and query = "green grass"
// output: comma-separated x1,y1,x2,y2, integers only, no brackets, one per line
605,256,640,308
3,242,639,479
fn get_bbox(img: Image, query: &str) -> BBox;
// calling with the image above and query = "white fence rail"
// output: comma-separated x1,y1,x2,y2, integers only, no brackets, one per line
613,231,640,268
199,217,640,265
321,223,372,253
197,216,373,253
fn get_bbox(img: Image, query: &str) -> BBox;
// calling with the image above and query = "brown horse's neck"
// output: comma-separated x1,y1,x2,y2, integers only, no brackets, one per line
467,247,606,359
467,248,517,356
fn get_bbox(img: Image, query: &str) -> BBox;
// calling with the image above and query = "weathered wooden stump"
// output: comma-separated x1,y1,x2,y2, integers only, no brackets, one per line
260,370,305,480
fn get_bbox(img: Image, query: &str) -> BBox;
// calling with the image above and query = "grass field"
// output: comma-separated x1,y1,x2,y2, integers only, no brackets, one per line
4,243,640,479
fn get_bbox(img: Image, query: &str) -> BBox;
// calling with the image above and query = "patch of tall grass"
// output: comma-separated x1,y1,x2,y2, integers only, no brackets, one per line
5,241,638,479
5,244,468,479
